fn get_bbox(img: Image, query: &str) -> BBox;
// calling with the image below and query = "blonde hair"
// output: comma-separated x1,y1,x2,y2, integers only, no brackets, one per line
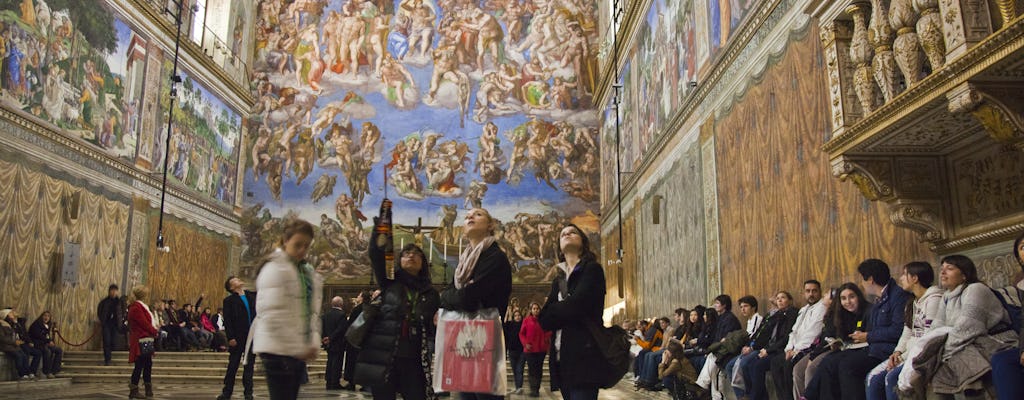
468,208,498,235
131,285,149,302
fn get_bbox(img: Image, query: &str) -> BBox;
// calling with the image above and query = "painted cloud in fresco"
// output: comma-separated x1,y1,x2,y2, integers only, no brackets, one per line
242,0,602,284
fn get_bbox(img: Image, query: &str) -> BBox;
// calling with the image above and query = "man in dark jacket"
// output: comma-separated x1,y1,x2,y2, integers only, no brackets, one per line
740,291,799,400
343,292,368,391
96,284,124,365
321,296,348,390
217,277,256,400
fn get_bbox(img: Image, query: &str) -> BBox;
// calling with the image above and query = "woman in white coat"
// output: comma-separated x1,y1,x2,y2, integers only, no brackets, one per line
249,219,323,400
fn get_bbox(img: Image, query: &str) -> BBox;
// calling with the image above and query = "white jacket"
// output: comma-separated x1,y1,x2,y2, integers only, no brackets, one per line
249,249,323,358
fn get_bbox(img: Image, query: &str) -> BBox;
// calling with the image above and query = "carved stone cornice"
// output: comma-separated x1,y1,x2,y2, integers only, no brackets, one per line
889,199,947,242
931,221,1024,251
945,82,1024,150
832,156,896,201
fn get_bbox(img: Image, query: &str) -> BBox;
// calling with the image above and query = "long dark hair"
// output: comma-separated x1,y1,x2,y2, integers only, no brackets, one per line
556,224,597,264
1013,231,1023,269
689,305,706,338
701,308,717,334
902,261,934,328
831,282,868,337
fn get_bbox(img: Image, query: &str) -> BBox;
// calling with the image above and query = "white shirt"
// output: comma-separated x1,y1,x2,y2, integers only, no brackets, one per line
746,313,764,336
216,313,225,331
785,300,827,352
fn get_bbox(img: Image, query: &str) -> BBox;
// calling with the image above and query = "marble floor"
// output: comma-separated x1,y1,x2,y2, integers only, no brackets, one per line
0,380,671,400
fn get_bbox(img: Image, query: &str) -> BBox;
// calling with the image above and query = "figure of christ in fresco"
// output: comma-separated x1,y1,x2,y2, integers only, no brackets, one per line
379,54,416,108
464,180,487,209
425,44,470,127
403,0,436,59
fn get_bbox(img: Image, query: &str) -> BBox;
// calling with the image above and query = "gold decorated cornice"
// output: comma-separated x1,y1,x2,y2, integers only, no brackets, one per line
822,15,1024,155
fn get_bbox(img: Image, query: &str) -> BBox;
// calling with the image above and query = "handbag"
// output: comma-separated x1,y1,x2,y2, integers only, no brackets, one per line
585,322,631,389
138,337,155,356
345,297,381,349
432,307,507,395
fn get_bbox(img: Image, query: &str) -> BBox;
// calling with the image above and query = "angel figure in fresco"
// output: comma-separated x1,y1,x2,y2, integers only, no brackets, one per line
420,132,442,164
439,204,458,243
475,122,506,183
359,121,382,162
311,174,337,203
425,158,456,195
550,121,576,176
290,129,317,186
267,147,287,201
505,123,530,185
311,100,350,138
391,152,424,199
319,213,350,253
379,54,417,108
526,118,558,189
335,193,364,233
549,77,576,110
461,5,503,72
326,121,356,171
346,157,373,206
464,180,487,209
474,69,516,122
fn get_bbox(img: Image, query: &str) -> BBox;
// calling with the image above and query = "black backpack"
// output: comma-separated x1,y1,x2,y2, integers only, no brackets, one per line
585,322,630,389
991,286,1023,333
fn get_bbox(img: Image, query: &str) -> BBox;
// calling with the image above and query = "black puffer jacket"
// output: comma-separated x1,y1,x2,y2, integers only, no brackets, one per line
353,230,440,389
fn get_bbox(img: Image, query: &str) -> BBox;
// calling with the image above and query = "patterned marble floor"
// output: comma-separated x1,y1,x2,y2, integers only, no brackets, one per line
0,380,671,400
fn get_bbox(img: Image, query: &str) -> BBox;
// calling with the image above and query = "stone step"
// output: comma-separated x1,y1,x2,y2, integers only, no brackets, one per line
62,354,327,367
0,377,72,391
61,364,325,376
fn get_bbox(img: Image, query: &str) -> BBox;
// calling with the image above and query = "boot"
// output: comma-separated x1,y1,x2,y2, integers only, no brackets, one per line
128,384,141,399
144,383,154,399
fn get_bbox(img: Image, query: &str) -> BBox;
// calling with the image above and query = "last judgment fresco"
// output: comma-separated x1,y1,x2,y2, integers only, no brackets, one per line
242,0,602,284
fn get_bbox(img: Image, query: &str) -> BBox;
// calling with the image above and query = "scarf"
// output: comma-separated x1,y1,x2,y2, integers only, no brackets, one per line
453,236,496,289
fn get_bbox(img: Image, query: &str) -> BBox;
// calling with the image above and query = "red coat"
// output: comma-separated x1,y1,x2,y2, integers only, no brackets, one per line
127,301,158,362
518,314,550,354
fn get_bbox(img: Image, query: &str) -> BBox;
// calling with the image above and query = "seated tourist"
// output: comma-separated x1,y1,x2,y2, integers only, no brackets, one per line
990,233,1024,399
864,261,942,400
1,308,34,379
805,282,872,400
906,255,1018,397
737,291,797,400
28,311,63,378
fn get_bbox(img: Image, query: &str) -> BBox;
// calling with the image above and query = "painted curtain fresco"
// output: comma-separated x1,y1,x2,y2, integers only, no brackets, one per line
713,28,932,302
153,65,242,206
0,0,147,161
244,0,602,284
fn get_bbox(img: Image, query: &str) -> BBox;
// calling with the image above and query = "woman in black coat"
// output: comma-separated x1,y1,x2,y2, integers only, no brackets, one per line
538,224,606,400
28,311,63,378
355,200,441,400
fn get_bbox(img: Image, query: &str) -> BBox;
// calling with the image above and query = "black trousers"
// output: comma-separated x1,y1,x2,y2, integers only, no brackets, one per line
220,347,255,397
770,352,802,400
344,347,359,383
525,352,546,393
130,354,153,385
101,323,118,363
325,349,343,387
807,348,879,400
370,356,427,400
261,353,305,400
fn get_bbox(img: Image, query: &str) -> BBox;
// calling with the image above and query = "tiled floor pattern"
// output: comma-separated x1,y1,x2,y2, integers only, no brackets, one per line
0,379,670,400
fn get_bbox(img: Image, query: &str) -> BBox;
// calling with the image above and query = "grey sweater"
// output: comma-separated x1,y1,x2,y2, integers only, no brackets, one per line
932,282,1018,360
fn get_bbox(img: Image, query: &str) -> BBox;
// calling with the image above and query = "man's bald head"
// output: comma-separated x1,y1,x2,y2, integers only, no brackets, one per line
331,296,344,308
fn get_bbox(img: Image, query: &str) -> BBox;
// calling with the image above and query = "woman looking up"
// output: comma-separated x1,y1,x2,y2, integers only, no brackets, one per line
538,224,607,400
439,207,513,400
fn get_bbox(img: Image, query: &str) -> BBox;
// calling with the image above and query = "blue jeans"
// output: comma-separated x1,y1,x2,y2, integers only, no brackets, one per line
865,362,901,400
743,353,774,400
560,386,598,400
508,350,525,389
991,348,1024,400
5,350,29,376
20,344,41,376
732,352,759,399
641,349,665,383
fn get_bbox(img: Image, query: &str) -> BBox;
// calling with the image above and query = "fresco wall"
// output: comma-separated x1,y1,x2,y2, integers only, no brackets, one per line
0,0,147,161
713,27,932,303
243,0,603,284
152,64,242,206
